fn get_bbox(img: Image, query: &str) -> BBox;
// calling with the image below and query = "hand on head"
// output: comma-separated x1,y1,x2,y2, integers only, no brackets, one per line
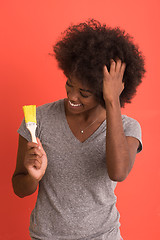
103,59,126,104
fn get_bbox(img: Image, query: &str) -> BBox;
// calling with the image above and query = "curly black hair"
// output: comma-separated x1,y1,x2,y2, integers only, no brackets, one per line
52,19,145,108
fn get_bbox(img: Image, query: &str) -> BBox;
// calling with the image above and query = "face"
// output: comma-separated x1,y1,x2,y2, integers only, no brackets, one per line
65,76,101,115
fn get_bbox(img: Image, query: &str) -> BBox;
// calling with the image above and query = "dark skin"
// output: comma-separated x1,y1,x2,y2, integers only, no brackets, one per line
12,59,139,198
103,60,139,181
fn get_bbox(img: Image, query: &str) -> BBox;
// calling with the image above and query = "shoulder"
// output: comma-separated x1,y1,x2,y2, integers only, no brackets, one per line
122,115,142,153
36,99,64,118
122,115,141,130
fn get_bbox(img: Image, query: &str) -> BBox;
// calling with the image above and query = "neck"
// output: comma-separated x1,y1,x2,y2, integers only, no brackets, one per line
81,105,105,122
64,99,106,123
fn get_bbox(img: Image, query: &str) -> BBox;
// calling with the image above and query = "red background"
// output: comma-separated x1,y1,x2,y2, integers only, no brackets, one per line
0,0,160,239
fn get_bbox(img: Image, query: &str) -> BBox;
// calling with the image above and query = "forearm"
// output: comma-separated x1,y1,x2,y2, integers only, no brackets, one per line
12,173,39,198
105,99,130,182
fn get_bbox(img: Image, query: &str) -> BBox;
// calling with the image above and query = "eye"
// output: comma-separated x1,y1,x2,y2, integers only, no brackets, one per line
80,92,89,98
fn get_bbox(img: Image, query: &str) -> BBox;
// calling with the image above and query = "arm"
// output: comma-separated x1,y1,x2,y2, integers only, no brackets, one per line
103,60,140,182
12,135,47,198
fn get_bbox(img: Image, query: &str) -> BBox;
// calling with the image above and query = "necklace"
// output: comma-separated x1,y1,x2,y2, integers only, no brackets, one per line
80,117,99,134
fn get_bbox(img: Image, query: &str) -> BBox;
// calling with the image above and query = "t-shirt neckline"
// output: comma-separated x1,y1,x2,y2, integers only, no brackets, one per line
60,98,106,145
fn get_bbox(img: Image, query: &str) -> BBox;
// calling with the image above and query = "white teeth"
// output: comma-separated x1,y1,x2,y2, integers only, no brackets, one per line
69,100,82,107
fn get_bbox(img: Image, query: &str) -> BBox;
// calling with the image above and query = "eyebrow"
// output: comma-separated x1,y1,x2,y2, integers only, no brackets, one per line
68,78,93,93
79,88,92,93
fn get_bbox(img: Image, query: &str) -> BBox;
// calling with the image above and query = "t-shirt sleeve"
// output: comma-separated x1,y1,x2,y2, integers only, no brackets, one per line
17,118,32,142
122,116,142,153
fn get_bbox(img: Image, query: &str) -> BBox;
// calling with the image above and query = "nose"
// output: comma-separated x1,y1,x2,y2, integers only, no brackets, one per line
67,89,80,102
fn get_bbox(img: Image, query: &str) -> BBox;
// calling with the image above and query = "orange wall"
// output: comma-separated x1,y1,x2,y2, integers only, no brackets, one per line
0,0,160,239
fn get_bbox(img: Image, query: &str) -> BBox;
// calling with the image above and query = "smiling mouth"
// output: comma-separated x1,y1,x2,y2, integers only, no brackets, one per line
69,100,82,107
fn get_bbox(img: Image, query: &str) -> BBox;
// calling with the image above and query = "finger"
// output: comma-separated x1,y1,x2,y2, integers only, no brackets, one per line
27,141,39,150
120,63,126,78
103,65,110,77
25,158,41,169
27,159,41,170
26,157,42,167
37,138,46,155
27,147,43,158
33,160,41,169
115,59,122,72
109,59,116,75
121,62,126,74
31,154,42,164
121,82,125,91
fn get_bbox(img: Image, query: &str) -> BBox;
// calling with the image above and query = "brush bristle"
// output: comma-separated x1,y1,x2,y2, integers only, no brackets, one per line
23,105,37,123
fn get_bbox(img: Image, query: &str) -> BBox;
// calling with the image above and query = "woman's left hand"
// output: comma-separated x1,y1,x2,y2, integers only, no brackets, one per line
103,59,126,105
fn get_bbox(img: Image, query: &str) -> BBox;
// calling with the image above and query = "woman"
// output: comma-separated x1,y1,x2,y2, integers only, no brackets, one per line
12,19,145,240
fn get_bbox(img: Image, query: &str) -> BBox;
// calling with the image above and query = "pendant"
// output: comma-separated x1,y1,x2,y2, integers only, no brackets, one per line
81,130,84,134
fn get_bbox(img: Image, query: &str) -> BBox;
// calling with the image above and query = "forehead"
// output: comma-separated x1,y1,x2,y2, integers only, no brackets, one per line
68,76,93,93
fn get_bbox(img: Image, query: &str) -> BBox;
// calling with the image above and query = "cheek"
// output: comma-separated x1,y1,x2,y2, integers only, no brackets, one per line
83,98,98,108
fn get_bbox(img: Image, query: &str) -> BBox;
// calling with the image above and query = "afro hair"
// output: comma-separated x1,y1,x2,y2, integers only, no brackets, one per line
53,19,146,108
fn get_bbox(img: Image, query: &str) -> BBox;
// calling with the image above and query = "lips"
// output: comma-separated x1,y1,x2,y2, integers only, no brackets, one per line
68,100,82,108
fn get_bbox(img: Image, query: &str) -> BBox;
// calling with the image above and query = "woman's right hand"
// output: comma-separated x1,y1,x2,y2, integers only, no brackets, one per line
24,138,47,182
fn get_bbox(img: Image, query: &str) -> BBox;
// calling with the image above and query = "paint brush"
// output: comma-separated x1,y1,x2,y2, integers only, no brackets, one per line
23,105,37,143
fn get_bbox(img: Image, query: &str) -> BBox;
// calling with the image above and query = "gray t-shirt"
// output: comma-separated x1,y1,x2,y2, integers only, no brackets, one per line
18,99,142,240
